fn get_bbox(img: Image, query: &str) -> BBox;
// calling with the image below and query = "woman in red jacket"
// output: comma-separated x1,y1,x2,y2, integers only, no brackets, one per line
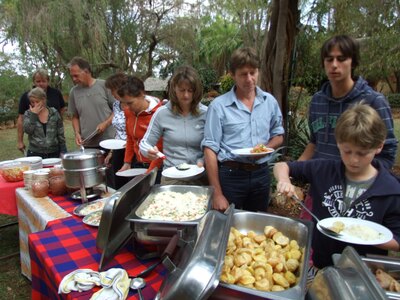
117,76,163,176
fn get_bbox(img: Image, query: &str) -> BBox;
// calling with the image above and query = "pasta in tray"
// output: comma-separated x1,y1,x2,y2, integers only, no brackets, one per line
139,191,208,221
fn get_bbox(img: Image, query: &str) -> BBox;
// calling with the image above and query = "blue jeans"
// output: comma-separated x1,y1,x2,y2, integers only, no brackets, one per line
219,164,270,212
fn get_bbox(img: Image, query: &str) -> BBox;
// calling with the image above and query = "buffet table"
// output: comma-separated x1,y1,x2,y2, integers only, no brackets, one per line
0,177,24,216
16,188,166,299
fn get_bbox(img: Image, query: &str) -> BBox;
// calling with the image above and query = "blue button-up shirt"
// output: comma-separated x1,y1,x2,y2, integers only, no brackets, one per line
201,86,284,164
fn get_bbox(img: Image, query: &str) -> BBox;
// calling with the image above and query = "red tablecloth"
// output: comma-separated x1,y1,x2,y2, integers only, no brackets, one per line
0,176,24,215
29,195,166,299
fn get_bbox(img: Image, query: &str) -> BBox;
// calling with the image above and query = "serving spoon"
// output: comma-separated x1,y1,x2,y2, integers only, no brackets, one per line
130,277,146,300
291,195,342,237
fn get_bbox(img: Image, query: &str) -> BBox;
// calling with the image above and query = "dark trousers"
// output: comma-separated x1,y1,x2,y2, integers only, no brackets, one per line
27,149,60,159
219,163,270,212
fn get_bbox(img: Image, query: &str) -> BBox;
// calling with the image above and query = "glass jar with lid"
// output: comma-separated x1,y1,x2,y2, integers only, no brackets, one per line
31,178,49,198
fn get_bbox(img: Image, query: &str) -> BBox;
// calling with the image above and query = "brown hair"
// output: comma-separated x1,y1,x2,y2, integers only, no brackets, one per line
105,72,128,91
68,56,92,74
32,69,49,81
229,47,260,74
117,76,145,98
335,103,386,149
169,65,203,116
27,87,46,101
320,35,360,75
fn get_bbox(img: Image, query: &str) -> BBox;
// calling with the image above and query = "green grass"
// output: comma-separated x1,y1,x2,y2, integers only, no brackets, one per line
0,119,77,161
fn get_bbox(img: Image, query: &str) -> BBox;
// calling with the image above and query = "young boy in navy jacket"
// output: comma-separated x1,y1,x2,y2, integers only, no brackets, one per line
274,103,400,269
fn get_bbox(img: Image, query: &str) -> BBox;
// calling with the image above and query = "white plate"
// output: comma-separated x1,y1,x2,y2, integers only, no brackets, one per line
317,217,393,245
231,147,274,157
42,158,61,167
82,210,103,227
73,199,106,217
99,139,126,150
162,165,205,180
116,168,147,177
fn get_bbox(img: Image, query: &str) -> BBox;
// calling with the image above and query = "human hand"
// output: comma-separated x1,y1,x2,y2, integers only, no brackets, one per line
276,180,297,197
30,102,44,114
104,151,112,165
96,122,107,133
17,141,26,154
75,132,82,146
117,163,131,173
147,146,161,161
212,193,230,211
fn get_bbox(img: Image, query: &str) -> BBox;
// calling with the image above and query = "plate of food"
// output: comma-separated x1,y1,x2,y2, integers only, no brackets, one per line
73,199,106,217
162,165,205,180
317,217,393,245
99,139,126,150
116,168,147,177
231,144,274,157
82,210,103,227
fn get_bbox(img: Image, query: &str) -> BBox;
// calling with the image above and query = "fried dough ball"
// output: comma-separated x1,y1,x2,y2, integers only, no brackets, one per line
272,273,290,288
271,285,285,292
264,226,278,238
255,278,271,291
286,258,300,272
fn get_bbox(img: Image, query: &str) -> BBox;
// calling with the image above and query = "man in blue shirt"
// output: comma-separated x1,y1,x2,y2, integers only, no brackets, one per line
202,47,284,212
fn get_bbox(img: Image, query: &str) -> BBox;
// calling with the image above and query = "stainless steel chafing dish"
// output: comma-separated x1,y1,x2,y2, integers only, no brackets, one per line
126,185,213,253
307,246,388,300
157,209,313,300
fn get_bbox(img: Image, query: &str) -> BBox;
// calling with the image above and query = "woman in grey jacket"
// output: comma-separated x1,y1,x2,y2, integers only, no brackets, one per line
139,65,208,185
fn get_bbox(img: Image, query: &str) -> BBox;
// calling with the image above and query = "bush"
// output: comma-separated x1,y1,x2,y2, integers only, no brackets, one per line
219,73,235,94
388,94,400,108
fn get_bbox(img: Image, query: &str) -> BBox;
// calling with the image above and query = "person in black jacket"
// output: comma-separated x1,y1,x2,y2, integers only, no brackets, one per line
274,103,400,269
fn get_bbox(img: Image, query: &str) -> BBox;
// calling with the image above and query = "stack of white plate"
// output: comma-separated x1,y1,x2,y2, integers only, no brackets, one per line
15,156,43,170
42,158,62,168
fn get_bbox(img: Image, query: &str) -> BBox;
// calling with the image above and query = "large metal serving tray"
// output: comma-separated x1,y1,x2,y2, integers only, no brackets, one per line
126,185,214,226
362,256,400,300
157,210,313,300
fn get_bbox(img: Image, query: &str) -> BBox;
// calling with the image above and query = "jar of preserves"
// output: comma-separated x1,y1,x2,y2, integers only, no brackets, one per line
31,179,49,198
49,165,64,178
49,175,67,196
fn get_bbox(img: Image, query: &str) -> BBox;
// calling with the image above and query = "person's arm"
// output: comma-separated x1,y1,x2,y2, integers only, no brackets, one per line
56,112,67,155
96,112,114,133
273,162,297,197
266,134,284,149
297,143,316,161
204,147,229,211
376,239,400,252
17,114,25,153
71,114,82,146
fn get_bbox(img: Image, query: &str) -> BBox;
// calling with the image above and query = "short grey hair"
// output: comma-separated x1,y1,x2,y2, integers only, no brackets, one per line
28,87,46,101
32,69,49,81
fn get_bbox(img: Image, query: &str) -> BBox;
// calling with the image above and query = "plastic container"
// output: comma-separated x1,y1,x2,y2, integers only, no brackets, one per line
0,161,30,182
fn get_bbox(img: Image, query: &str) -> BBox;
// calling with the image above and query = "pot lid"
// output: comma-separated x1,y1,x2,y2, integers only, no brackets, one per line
62,149,104,160
155,205,234,300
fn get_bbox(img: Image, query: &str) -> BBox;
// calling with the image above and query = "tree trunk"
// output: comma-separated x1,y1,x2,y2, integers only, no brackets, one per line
260,0,299,128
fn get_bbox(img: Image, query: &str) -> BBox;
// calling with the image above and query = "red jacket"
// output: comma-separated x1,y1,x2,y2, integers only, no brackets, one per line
124,99,163,171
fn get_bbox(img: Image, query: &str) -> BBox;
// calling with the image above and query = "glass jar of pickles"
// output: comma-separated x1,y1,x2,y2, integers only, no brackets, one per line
49,175,67,196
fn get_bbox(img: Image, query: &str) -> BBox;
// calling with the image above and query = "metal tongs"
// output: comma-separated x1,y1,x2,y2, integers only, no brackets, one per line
80,129,99,151
291,195,342,237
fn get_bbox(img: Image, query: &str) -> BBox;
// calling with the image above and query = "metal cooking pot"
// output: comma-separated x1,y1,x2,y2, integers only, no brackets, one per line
62,149,106,189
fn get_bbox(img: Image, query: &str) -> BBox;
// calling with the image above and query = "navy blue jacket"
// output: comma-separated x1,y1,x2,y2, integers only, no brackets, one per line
287,159,400,268
308,76,397,169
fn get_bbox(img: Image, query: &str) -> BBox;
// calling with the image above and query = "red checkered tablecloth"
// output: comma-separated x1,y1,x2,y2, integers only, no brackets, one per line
28,194,166,299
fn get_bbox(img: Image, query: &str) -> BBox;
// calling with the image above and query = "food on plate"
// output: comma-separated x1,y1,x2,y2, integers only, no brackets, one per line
375,268,400,292
176,163,190,171
250,144,272,154
220,226,303,292
329,220,384,241
330,221,345,233
0,162,30,182
83,211,103,227
139,191,208,221
77,200,106,216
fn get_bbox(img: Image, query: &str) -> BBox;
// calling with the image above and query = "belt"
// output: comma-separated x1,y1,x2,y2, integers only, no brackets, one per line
219,161,268,171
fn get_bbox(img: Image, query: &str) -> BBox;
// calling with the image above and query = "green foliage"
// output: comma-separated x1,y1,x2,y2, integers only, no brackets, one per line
197,67,218,93
219,73,234,94
286,87,311,160
388,94,400,108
